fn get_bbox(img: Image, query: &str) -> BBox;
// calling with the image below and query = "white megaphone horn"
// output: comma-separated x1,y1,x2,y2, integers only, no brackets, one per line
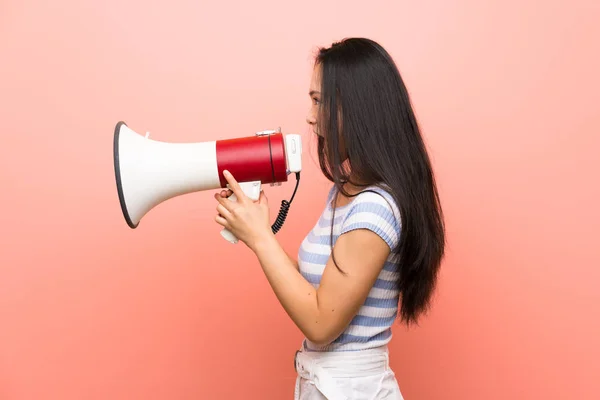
113,121,302,243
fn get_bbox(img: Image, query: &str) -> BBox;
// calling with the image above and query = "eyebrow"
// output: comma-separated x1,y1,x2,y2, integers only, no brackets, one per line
309,90,321,96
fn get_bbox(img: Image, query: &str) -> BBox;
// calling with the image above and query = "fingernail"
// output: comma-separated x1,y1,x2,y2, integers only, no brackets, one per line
223,170,230,176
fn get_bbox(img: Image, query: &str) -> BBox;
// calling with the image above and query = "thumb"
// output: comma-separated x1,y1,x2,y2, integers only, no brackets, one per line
258,190,268,205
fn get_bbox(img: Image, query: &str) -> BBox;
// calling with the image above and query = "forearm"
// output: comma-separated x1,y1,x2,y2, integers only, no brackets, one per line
288,255,300,271
251,233,323,341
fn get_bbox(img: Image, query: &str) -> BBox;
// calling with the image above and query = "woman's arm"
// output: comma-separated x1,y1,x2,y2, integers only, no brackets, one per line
214,170,391,345
251,228,390,346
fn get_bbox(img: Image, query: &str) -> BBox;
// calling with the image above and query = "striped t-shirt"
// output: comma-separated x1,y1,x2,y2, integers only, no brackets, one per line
298,184,402,352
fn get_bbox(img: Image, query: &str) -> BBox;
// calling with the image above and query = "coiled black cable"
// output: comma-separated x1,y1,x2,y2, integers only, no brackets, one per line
271,172,300,234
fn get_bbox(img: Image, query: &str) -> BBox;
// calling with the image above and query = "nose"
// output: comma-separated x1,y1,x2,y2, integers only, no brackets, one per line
306,111,316,126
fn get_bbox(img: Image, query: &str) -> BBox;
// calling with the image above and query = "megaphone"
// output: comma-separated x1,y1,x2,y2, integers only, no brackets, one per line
113,121,302,243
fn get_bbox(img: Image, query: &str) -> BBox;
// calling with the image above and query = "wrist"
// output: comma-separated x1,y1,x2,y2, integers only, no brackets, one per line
249,229,277,253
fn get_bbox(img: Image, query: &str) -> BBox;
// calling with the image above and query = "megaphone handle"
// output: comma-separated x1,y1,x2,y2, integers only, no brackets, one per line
220,181,262,244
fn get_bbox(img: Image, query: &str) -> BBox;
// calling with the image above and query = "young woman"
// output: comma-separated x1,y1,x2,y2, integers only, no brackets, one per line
214,37,445,399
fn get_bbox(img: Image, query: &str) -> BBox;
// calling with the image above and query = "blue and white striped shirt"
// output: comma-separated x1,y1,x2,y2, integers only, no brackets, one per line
298,185,402,352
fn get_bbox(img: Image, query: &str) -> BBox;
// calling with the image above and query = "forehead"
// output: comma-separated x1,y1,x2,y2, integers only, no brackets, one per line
310,64,322,91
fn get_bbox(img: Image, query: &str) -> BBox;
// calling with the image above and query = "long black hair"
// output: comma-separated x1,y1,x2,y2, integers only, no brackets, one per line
315,38,445,325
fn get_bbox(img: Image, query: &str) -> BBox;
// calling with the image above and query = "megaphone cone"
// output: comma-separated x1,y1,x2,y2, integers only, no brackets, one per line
113,121,303,242
114,121,222,228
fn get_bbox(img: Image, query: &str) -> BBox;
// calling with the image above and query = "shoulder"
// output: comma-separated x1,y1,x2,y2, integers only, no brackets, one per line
340,186,402,250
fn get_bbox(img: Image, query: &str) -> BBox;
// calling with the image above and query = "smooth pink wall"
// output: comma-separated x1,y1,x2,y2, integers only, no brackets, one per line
1,1,599,399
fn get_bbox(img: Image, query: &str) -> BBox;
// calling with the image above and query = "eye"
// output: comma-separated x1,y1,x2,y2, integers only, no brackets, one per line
312,97,320,105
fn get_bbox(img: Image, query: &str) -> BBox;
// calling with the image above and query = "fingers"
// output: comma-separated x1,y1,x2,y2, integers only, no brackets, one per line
214,179,238,231
215,197,233,228
214,192,235,211
222,170,246,202
218,189,233,198
215,214,228,227
216,203,232,220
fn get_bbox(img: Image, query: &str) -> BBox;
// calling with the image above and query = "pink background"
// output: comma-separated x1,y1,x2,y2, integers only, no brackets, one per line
1,0,599,399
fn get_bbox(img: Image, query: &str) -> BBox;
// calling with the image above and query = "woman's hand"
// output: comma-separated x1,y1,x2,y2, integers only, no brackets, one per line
214,170,273,250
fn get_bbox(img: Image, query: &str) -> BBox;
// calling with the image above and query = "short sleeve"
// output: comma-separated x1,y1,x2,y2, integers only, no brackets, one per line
340,189,402,250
